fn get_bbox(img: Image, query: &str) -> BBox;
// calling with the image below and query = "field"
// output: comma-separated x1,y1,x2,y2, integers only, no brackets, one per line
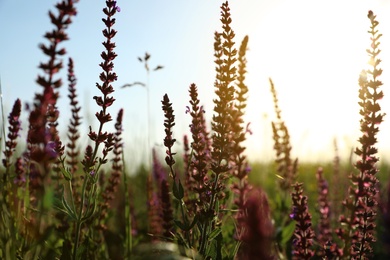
1,1,389,259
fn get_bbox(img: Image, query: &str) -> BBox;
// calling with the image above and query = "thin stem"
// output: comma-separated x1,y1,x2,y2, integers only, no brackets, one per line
123,151,132,257
68,180,77,213
73,175,88,260
199,173,221,255
146,70,152,170
90,121,105,168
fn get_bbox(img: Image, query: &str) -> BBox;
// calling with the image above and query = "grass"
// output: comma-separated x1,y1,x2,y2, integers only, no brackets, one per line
0,1,389,259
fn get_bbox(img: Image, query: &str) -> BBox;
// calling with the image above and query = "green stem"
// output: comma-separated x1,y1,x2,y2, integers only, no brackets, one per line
73,174,88,260
33,198,44,260
68,180,77,213
123,160,132,257
199,221,210,256
179,199,191,247
199,173,221,255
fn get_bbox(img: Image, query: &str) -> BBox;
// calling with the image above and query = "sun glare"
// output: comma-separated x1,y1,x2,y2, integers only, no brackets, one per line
231,0,390,162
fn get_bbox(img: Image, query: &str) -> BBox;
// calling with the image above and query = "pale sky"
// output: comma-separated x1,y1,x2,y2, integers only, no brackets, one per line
1,0,389,166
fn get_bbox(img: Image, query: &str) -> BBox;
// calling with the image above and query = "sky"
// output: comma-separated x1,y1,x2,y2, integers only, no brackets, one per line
1,0,390,166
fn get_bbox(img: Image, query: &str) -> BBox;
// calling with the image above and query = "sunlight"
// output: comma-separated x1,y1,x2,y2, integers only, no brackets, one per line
233,0,390,161
2,1,390,258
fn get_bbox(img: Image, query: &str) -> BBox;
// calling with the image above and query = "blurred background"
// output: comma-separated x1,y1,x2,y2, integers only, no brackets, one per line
1,0,389,169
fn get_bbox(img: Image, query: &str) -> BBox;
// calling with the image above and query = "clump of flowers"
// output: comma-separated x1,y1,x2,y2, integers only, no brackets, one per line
1,1,389,259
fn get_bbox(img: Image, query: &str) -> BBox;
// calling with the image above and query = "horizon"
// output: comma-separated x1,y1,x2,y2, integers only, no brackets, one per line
1,0,390,166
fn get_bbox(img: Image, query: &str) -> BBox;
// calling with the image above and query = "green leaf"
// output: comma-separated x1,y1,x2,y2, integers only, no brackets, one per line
173,232,189,249
231,241,241,260
53,199,67,214
274,192,284,211
61,194,77,220
206,235,223,260
208,227,222,242
60,167,72,181
172,182,179,199
53,192,64,208
172,181,184,200
76,243,87,259
215,232,223,260
174,220,187,231
214,198,220,215
206,241,217,260
178,180,184,199
81,200,97,222
281,220,296,245
188,214,199,230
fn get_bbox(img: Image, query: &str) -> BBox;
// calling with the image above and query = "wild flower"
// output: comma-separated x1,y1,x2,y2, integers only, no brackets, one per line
1,0,389,259
160,178,174,240
290,182,315,259
315,167,339,258
183,134,190,166
316,168,330,230
15,3,78,257
13,157,26,187
161,94,177,176
147,174,162,241
1,98,22,248
152,148,166,184
161,93,190,242
187,83,211,211
182,134,197,215
379,179,390,256
2,99,22,171
98,109,123,230
337,10,384,258
74,0,120,233
82,0,118,173
229,35,253,240
270,78,298,256
65,58,82,174
181,2,239,255
330,139,344,226
65,1,120,257
270,78,297,192
60,57,83,205
237,188,275,260
146,147,174,241
27,0,77,194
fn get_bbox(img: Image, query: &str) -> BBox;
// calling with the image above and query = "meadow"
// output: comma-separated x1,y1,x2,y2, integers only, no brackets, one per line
0,0,389,259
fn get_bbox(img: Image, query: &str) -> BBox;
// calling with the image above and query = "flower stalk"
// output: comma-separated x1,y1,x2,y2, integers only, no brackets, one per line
338,10,384,258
